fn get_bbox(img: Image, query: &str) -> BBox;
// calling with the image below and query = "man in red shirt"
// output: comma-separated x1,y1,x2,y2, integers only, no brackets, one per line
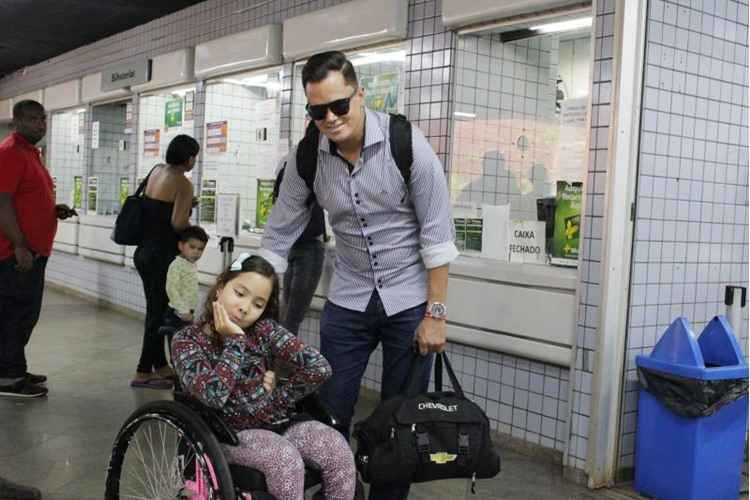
0,100,76,398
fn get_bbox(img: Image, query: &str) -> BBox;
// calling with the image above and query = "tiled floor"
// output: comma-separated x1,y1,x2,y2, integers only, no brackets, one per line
0,288,745,499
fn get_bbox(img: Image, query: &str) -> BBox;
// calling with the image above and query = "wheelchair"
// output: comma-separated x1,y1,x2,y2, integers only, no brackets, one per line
105,389,364,500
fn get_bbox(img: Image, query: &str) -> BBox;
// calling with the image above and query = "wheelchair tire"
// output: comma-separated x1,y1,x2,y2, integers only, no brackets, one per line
105,400,236,500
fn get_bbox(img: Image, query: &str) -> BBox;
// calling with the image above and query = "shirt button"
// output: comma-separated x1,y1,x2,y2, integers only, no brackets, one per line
374,262,378,267
363,223,368,227
360,217,365,221
356,200,361,205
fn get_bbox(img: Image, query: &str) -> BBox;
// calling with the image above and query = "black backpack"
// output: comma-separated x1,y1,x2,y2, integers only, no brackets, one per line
354,353,501,492
295,113,413,199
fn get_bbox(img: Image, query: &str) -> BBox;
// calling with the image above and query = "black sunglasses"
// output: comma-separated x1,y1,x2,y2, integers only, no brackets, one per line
306,87,358,121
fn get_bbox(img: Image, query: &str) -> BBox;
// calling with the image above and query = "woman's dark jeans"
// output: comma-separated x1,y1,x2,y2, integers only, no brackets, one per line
134,242,176,373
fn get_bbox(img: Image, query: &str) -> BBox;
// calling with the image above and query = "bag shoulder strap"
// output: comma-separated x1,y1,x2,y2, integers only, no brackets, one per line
388,113,413,191
296,120,320,195
272,161,286,203
135,165,160,197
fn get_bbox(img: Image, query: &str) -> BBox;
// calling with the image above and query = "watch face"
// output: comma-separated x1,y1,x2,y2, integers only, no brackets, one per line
429,302,447,317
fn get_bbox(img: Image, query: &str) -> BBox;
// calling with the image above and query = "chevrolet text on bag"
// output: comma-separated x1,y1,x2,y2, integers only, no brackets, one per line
418,402,458,412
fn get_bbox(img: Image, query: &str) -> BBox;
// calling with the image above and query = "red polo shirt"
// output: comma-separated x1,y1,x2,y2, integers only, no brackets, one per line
0,133,57,259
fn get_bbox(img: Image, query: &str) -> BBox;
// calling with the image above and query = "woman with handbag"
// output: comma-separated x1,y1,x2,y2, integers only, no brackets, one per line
131,134,199,389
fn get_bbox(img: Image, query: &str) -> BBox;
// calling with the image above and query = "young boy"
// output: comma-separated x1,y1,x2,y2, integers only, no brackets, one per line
164,225,208,333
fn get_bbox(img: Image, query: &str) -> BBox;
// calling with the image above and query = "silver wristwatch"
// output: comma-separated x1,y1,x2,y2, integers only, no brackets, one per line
425,302,448,320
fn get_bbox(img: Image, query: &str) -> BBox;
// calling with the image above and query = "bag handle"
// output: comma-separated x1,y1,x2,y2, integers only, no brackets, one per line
434,352,464,398
405,351,465,398
134,165,160,197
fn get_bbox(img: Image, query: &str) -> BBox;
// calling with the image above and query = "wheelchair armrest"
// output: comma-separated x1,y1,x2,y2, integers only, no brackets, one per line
295,393,339,428
173,391,240,446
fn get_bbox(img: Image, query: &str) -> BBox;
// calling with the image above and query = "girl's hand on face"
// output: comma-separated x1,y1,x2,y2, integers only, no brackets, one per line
262,370,276,392
213,301,244,337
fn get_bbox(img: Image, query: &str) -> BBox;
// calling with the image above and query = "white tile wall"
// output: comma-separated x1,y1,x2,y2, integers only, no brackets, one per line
618,0,749,472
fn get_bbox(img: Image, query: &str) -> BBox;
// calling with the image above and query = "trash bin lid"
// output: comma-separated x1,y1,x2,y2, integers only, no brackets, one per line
635,316,749,380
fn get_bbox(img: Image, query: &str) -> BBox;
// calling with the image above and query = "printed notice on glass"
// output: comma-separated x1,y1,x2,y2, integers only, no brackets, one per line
216,193,239,237
87,176,98,214
200,179,217,224
73,176,83,209
91,121,100,150
361,72,400,113
509,220,546,264
143,129,160,157
206,121,228,154
184,91,195,121
480,204,510,262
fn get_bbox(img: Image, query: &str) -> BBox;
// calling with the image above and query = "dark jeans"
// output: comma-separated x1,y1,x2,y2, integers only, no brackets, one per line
0,256,47,378
282,239,325,335
134,243,176,373
319,292,432,500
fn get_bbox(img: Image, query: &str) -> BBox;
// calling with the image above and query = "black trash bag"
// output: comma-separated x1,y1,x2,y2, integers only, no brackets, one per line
638,367,749,418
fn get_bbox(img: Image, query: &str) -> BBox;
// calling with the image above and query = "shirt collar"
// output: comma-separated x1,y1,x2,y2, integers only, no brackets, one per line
320,107,385,155
11,132,37,152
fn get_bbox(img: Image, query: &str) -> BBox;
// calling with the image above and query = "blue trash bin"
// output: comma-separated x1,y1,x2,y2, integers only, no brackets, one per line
635,316,749,500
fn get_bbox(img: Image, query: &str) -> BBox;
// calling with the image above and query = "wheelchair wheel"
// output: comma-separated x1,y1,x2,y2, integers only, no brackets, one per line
105,400,236,500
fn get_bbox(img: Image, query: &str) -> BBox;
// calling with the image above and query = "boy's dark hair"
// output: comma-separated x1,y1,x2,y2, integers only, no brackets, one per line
166,134,200,166
12,100,45,120
197,255,280,346
179,225,209,244
301,51,358,89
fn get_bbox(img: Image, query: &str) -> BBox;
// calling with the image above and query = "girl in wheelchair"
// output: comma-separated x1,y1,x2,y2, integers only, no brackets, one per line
171,253,356,500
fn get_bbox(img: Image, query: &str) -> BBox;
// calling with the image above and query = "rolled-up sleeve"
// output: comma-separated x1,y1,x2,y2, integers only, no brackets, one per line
259,150,313,274
408,126,459,269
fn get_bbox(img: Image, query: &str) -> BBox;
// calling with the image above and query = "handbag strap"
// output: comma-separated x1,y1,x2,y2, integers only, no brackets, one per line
434,352,465,398
134,165,160,197
405,351,465,398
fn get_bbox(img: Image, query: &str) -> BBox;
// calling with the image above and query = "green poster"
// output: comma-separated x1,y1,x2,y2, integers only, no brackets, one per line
164,97,183,129
119,177,129,207
73,176,83,209
551,181,582,264
360,72,400,113
454,218,482,252
256,179,275,229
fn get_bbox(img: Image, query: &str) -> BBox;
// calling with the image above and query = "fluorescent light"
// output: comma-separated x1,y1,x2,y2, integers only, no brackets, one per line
531,17,592,34
350,50,406,66
453,111,476,119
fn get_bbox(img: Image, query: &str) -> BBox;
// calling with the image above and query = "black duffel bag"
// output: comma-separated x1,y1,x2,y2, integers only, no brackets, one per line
354,352,501,492
112,168,154,245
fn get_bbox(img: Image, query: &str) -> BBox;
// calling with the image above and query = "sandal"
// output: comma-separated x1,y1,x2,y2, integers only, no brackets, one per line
130,377,173,389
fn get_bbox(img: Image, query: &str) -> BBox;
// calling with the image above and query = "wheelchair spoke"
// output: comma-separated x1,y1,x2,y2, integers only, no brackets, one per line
118,417,201,499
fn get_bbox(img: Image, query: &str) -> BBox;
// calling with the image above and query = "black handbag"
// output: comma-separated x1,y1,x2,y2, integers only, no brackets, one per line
112,168,155,245
354,352,501,492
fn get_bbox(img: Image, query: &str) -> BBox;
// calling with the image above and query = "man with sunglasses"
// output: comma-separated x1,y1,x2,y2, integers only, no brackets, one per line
260,51,457,500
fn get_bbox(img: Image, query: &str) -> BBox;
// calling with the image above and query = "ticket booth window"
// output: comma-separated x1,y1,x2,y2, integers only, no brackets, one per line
450,16,592,266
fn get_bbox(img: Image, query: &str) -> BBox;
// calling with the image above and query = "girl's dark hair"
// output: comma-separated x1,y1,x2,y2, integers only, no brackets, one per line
301,51,358,89
166,134,200,166
197,255,280,345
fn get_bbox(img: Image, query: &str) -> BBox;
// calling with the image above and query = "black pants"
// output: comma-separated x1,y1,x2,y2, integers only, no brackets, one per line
134,243,176,373
0,256,47,378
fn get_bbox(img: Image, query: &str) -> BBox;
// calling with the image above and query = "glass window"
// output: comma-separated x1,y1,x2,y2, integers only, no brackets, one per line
89,101,133,216
290,43,408,144
450,16,591,267
48,108,86,209
137,85,196,182
201,67,284,234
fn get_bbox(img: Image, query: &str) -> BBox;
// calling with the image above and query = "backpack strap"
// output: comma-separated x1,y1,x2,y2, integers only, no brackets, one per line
296,120,320,195
388,113,413,191
271,161,286,203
